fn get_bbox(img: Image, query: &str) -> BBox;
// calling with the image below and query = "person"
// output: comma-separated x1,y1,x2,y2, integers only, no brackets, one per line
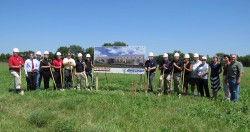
191,53,201,96
210,55,222,98
8,48,25,94
158,53,168,94
63,51,76,89
75,53,88,90
226,54,244,102
24,52,39,91
183,54,192,95
85,54,95,88
162,53,173,95
145,52,157,92
172,53,183,96
197,56,210,98
52,52,64,90
223,54,231,100
35,51,42,89
40,51,52,89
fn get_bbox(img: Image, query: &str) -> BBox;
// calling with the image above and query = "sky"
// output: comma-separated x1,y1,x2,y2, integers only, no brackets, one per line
0,0,250,56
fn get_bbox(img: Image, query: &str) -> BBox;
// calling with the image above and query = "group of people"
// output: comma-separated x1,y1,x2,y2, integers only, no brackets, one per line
145,52,244,102
8,48,96,95
8,48,244,102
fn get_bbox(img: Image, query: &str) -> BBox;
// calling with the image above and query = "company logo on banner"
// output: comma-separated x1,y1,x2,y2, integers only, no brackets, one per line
94,46,146,74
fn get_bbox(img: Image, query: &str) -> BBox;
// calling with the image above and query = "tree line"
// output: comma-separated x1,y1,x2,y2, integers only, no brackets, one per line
1,42,250,67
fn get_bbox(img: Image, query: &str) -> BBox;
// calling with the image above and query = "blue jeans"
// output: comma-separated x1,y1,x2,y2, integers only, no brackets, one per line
147,72,155,91
36,72,42,89
86,71,95,86
228,77,240,102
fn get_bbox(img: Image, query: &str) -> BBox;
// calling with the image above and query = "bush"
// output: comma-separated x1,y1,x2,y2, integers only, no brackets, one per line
28,110,55,128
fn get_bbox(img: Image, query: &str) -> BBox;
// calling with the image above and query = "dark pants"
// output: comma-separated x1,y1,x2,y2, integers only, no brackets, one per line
147,72,155,92
64,69,73,89
26,72,37,91
184,75,191,92
86,71,95,86
198,78,210,97
42,71,51,89
191,78,200,94
54,71,63,90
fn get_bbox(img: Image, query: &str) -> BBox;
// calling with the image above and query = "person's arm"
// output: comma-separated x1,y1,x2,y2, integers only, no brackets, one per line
91,61,94,68
71,59,76,67
63,58,69,65
201,67,209,77
173,62,182,71
218,64,222,74
184,63,192,72
24,60,28,77
237,63,244,84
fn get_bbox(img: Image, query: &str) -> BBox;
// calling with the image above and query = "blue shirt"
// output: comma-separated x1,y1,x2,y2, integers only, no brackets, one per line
145,60,157,73
197,63,209,79
24,59,39,74
164,60,172,74
35,58,41,72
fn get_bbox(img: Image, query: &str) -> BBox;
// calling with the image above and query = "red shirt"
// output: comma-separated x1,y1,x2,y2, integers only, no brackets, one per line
52,59,63,71
8,56,24,72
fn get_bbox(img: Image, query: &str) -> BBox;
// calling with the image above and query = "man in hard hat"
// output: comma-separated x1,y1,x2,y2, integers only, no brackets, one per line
162,53,173,95
52,52,64,90
24,52,40,91
63,51,76,89
158,53,168,94
191,53,201,96
85,53,95,88
35,51,42,89
172,53,183,96
75,53,89,90
145,52,157,92
8,48,25,94
40,51,52,89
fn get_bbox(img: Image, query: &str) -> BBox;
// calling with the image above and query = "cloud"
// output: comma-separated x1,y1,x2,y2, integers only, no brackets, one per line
94,50,107,57
105,46,145,56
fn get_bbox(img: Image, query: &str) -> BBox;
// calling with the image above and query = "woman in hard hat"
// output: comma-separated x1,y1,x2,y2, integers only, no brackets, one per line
197,56,210,98
183,54,192,95
85,54,95,88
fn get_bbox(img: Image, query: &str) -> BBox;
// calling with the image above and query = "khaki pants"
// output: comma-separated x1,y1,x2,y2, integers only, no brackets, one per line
158,74,164,89
10,70,21,91
164,73,171,94
75,72,88,89
174,73,181,94
223,75,230,99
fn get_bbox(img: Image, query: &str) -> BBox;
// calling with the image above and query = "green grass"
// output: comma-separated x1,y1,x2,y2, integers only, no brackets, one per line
0,62,249,131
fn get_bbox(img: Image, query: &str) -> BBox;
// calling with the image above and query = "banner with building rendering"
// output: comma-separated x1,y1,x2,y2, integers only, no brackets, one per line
94,46,146,74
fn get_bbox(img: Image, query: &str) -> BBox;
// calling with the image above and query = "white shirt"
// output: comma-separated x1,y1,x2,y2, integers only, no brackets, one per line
63,58,76,70
191,60,201,78
24,59,39,75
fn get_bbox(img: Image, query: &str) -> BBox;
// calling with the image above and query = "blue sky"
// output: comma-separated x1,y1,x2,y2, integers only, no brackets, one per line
0,0,249,56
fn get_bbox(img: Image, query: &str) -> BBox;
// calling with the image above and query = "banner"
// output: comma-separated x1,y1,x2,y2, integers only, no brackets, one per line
94,46,146,74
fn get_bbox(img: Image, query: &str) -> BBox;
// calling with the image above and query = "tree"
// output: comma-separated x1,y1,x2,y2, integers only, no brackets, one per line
69,45,84,57
102,41,128,46
57,46,69,58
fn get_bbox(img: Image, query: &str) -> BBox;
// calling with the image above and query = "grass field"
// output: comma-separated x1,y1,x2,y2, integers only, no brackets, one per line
0,62,249,131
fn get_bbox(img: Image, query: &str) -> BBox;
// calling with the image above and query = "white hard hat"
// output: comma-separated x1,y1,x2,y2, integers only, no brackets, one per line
184,54,190,59
56,52,62,56
44,51,49,55
174,53,180,57
36,51,42,55
13,48,19,52
148,52,154,57
194,53,199,58
86,54,91,58
202,56,207,60
78,53,83,57
163,53,168,58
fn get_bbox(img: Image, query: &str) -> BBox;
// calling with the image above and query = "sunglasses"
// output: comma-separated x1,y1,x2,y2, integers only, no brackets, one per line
202,60,206,61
